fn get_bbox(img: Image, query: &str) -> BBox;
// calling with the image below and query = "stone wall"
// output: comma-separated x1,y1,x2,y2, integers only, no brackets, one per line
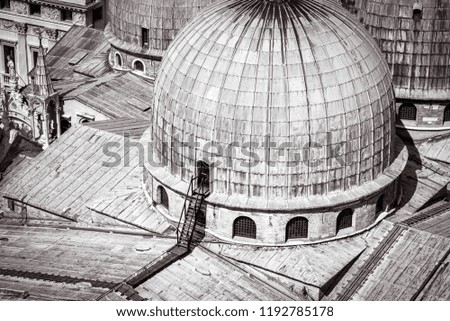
145,165,400,245
109,48,161,79
396,101,450,128
205,183,396,245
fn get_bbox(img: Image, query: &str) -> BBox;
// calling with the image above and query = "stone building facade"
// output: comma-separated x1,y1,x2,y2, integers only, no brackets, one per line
0,0,105,86
0,36,60,149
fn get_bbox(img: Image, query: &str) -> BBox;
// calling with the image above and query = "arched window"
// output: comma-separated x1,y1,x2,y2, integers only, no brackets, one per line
133,60,144,72
233,217,256,239
196,160,210,191
398,103,417,121
444,105,450,123
413,3,423,21
286,217,308,240
337,209,353,233
376,195,384,214
157,186,169,210
115,53,122,68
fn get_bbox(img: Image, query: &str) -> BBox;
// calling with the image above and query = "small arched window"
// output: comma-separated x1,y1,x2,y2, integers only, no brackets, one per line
286,217,308,240
196,160,210,191
157,186,169,210
398,103,417,121
413,3,423,21
115,53,122,68
337,209,353,233
444,105,450,123
233,217,256,239
133,60,144,72
376,195,384,214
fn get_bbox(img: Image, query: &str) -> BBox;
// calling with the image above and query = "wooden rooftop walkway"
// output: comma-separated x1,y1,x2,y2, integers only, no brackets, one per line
337,200,450,301
401,201,450,227
97,245,190,301
126,245,190,288
337,225,406,301
0,267,115,290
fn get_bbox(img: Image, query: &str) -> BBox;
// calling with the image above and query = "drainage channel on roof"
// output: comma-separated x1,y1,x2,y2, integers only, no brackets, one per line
0,268,116,289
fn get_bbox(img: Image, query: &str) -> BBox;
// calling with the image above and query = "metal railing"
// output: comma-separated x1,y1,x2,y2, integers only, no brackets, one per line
176,174,208,249
187,175,207,248
1,73,11,85
176,175,197,244
1,72,27,89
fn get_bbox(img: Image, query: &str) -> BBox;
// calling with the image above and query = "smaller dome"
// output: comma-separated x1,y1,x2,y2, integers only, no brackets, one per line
106,0,219,58
362,0,450,100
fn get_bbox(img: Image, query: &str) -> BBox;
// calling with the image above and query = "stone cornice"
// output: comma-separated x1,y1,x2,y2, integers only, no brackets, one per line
18,0,104,12
0,10,72,32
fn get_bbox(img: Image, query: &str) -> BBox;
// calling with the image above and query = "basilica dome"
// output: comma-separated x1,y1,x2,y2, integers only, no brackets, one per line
145,0,408,244
362,0,450,100
106,0,219,77
153,0,397,199
359,0,450,129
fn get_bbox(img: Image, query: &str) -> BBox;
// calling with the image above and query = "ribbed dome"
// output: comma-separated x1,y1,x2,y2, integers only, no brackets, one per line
106,0,218,57
153,0,396,200
363,0,450,100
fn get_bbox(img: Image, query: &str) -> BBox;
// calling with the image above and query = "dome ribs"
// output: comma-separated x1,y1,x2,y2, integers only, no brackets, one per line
215,0,271,198
166,4,231,181
153,0,398,199
283,3,313,196
311,0,394,185
289,2,326,196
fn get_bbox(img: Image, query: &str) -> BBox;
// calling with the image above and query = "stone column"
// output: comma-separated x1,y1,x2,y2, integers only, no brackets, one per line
32,110,40,140
15,23,28,86
41,110,50,148
56,102,61,138
29,108,36,140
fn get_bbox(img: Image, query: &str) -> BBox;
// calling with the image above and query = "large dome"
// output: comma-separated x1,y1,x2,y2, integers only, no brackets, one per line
153,0,397,200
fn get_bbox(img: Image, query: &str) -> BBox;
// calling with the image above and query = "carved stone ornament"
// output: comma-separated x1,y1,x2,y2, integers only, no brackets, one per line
29,26,43,36
15,22,27,34
73,12,86,26
42,6,60,21
0,19,16,31
11,1,28,15
45,28,58,41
